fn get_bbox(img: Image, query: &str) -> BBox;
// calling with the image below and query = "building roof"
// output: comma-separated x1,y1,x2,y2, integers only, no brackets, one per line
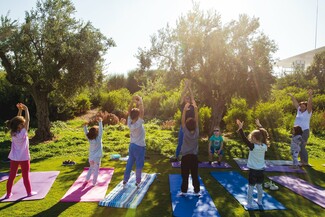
276,46,325,68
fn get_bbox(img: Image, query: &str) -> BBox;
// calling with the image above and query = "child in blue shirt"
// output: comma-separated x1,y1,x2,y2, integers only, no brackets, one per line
208,127,224,165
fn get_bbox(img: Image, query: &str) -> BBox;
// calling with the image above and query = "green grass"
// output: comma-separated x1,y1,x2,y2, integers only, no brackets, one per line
0,119,324,217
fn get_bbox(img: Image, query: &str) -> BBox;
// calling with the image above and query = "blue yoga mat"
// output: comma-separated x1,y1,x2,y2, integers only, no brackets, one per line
169,174,220,217
210,171,286,211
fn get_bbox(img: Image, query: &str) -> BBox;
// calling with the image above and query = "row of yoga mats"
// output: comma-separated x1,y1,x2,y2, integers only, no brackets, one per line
0,169,324,216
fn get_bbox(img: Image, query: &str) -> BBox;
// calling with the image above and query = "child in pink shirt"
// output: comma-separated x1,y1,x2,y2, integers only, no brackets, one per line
5,103,36,199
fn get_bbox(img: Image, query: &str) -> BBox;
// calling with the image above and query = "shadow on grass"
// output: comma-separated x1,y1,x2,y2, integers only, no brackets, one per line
33,202,75,217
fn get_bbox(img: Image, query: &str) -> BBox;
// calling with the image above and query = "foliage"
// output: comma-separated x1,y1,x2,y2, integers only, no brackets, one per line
136,4,277,132
159,90,180,120
223,97,252,132
101,88,131,117
307,50,325,93
106,74,126,91
199,105,212,135
310,111,325,135
0,0,115,141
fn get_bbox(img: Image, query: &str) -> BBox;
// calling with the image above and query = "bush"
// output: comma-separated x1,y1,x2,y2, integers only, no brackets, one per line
199,106,211,135
223,97,252,132
159,90,180,120
310,111,325,135
74,93,91,115
101,88,131,114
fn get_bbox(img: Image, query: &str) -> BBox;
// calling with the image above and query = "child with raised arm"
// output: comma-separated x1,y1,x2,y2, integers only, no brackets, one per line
6,103,37,199
172,79,196,162
179,101,200,196
208,127,224,165
123,95,145,187
83,117,103,186
290,125,303,169
236,119,269,207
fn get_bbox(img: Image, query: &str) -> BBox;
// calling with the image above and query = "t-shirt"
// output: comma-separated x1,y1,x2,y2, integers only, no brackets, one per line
247,144,267,170
8,128,30,161
291,135,303,153
294,107,312,130
209,135,223,150
181,127,199,156
128,117,146,147
84,120,103,161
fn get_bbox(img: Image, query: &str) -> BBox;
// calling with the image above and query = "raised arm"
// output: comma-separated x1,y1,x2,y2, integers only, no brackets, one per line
16,103,22,116
20,103,30,131
181,102,190,129
97,117,103,138
255,119,263,128
137,96,144,119
307,89,313,113
193,101,198,128
180,80,189,104
288,93,299,109
236,119,254,150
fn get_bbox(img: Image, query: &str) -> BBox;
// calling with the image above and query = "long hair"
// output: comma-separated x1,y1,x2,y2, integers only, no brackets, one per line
8,116,25,136
250,128,270,147
185,118,196,131
87,126,99,140
130,108,140,120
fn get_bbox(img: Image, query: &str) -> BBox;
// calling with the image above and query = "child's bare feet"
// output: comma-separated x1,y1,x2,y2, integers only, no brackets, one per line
5,193,13,199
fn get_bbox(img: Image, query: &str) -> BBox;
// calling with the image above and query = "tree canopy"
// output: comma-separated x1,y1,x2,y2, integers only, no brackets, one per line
0,0,115,141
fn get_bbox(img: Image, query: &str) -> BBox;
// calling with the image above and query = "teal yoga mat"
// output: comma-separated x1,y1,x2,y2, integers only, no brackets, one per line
210,171,286,211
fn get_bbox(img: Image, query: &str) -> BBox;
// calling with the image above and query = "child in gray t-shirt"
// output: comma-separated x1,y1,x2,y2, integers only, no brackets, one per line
179,102,200,196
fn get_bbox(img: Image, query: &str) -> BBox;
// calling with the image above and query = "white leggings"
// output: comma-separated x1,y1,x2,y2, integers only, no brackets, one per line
248,184,263,205
86,158,101,185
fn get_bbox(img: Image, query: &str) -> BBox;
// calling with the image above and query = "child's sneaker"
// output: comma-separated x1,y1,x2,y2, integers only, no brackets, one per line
194,192,202,197
135,182,140,189
269,182,279,190
177,192,186,197
264,181,271,188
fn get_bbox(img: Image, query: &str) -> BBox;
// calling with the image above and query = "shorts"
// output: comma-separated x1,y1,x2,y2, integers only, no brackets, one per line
210,146,224,156
248,169,264,185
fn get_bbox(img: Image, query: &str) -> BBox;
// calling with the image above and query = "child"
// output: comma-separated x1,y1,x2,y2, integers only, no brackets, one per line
172,79,196,162
208,127,224,165
236,119,269,207
6,103,37,199
83,117,103,186
179,102,200,196
291,125,303,169
123,95,145,187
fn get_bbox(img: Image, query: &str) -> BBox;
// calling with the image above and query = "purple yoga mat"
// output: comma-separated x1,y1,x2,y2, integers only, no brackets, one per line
172,161,232,168
234,159,305,173
60,167,114,202
268,175,325,208
0,173,19,182
0,171,60,202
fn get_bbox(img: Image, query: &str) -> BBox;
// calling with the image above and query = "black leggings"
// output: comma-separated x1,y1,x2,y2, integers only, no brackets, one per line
181,154,200,193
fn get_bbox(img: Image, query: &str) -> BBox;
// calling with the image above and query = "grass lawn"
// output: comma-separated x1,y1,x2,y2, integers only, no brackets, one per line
0,118,324,217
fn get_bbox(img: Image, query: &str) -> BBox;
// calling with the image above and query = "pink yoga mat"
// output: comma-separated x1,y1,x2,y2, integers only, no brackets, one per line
0,173,19,182
60,167,114,202
0,171,60,202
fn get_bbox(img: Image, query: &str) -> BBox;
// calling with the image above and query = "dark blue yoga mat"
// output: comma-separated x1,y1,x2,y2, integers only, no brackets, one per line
169,174,220,217
210,171,286,211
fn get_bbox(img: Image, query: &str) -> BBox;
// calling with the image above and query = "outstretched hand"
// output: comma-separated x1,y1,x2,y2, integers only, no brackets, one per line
236,119,244,131
308,89,313,96
255,119,262,128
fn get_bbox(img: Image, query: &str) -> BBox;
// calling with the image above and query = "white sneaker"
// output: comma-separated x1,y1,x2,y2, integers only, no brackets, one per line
194,192,202,197
264,181,271,188
269,182,279,190
177,192,186,197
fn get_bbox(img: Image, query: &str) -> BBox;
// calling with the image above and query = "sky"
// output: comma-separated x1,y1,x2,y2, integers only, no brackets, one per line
0,0,324,75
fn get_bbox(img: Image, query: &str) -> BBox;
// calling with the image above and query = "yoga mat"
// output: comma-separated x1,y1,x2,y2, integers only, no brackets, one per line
234,158,305,173
60,167,114,202
99,172,156,208
0,172,19,183
172,161,232,169
169,174,220,217
0,171,60,202
268,175,325,208
210,171,286,210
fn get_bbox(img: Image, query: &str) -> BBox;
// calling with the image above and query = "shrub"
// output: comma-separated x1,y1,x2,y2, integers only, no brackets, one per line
223,97,252,132
74,93,91,115
199,106,211,135
101,88,131,114
310,111,325,135
159,90,180,120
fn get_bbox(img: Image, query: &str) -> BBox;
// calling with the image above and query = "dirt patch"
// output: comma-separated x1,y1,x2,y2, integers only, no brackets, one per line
79,108,100,121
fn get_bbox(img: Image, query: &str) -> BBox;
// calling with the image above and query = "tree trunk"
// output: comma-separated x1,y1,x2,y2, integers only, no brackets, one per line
30,90,53,142
210,98,226,133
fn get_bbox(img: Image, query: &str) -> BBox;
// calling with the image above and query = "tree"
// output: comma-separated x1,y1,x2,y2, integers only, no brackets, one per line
0,0,115,141
136,4,277,130
307,50,325,93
